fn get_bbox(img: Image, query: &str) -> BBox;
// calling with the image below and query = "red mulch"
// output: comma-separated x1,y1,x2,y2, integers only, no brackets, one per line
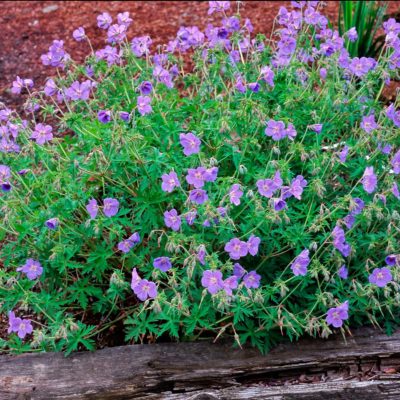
0,1,337,109
1,1,398,109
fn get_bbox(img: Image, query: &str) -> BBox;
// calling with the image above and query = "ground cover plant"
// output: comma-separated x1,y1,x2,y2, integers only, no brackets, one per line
0,1,399,354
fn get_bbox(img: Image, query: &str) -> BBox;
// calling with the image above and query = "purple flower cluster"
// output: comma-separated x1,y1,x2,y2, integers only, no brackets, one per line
369,267,392,288
201,265,260,296
11,76,34,95
265,120,297,141
8,312,33,339
326,301,349,328
117,232,140,254
224,235,260,260
332,226,351,257
86,198,119,219
131,268,157,301
17,259,43,280
31,124,53,145
290,249,310,276
41,40,70,68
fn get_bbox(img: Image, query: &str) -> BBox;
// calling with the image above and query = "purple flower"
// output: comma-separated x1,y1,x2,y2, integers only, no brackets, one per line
197,245,206,265
131,36,152,57
243,270,261,289
98,110,111,123
0,165,11,183
164,209,181,231
133,279,157,301
11,76,33,95
17,259,43,280
139,81,153,95
247,235,261,256
391,150,400,174
119,111,130,122
107,24,127,43
348,57,375,77
233,263,246,278
257,171,282,198
97,12,112,29
208,1,230,15
65,80,92,101
248,82,260,92
204,167,218,182
117,11,133,27
360,114,377,133
273,198,287,211
235,76,246,93
338,265,348,279
118,232,140,253
31,124,53,145
225,238,248,260
131,267,141,290
326,301,349,328
201,270,223,294
137,96,152,116
369,267,392,288
320,68,327,80
229,184,243,206
392,183,400,200
332,226,351,257
387,104,400,127
103,198,119,217
185,209,197,225
362,166,377,193
45,218,59,230
338,145,349,163
346,27,358,42
285,123,297,140
73,27,86,41
385,254,398,266
8,312,33,339
153,257,172,272
223,275,238,296
1,182,12,192
289,175,307,199
260,66,274,87
186,167,206,188
189,189,208,204
86,199,98,219
343,214,355,229
309,124,323,134
44,79,58,96
179,132,201,156
161,171,180,192
290,249,310,276
96,45,122,66
265,120,286,141
350,197,365,215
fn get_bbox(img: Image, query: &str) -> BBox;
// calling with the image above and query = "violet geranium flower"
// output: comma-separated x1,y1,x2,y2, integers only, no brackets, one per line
17,259,43,280
133,279,157,301
161,171,180,192
326,301,349,328
179,132,201,156
103,198,119,217
8,312,33,339
243,270,261,289
31,124,53,145
224,238,248,260
137,96,152,116
361,166,377,194
201,269,223,294
290,249,310,276
153,257,172,272
86,199,98,219
229,184,243,206
164,209,181,231
369,267,392,288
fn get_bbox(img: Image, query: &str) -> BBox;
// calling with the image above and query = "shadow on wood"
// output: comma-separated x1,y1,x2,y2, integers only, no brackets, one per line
1,328,400,399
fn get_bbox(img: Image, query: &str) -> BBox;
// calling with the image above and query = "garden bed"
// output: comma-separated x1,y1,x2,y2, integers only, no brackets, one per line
1,327,400,399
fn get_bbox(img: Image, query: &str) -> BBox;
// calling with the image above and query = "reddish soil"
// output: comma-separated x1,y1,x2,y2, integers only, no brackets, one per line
1,1,398,109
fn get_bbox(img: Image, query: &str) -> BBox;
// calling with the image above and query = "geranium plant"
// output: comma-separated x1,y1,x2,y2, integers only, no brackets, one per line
0,1,399,354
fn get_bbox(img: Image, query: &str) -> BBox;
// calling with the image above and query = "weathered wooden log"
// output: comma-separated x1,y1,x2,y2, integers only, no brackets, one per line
1,328,400,399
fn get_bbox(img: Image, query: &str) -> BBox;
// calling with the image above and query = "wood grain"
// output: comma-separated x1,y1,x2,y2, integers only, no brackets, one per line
1,328,400,399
